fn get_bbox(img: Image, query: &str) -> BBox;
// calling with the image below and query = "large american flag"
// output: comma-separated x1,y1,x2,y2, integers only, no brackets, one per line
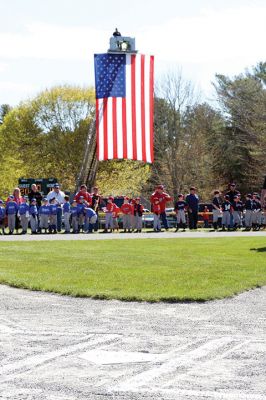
94,53,154,163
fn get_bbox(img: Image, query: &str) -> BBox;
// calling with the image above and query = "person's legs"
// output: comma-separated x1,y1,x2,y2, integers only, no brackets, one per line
57,207,62,231
160,212,169,229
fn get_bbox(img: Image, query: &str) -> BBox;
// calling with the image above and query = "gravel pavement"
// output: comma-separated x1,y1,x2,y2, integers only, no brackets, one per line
0,284,265,400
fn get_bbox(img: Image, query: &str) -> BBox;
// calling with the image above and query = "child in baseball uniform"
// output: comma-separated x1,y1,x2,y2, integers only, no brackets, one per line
153,198,161,232
221,195,232,231
5,195,18,235
211,190,222,231
133,198,144,233
0,200,5,235
18,196,30,234
84,206,97,233
104,197,115,233
39,198,50,234
243,194,253,231
112,203,120,232
77,196,86,233
121,197,133,232
174,194,187,232
49,198,58,234
70,200,78,233
252,194,262,231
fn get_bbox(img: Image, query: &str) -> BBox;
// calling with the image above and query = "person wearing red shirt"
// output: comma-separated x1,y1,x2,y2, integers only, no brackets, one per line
103,197,116,233
74,184,92,205
150,185,172,230
121,196,133,232
112,203,120,232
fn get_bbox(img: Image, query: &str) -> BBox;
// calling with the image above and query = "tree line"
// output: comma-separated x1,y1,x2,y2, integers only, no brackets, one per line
0,61,265,200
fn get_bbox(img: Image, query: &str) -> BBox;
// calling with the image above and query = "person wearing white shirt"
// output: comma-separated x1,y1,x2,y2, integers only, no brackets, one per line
46,183,65,232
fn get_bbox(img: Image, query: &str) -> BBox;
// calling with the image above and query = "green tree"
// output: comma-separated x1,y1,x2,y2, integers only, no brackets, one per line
212,62,266,192
0,104,12,124
0,86,95,193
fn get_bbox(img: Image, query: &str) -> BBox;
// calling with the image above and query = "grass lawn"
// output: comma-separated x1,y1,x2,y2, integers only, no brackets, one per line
0,237,265,302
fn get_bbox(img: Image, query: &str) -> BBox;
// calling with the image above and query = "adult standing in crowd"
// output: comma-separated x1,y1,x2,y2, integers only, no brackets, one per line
150,185,172,230
46,183,65,232
185,187,199,230
226,183,240,204
28,184,43,209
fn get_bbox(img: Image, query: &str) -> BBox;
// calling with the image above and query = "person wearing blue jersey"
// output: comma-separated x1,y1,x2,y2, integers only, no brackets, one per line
70,200,78,233
84,206,97,233
221,195,232,231
63,195,71,233
5,195,18,234
29,199,38,234
185,187,199,230
0,200,5,235
243,194,253,231
18,196,30,234
49,198,58,234
39,198,50,234
77,196,86,233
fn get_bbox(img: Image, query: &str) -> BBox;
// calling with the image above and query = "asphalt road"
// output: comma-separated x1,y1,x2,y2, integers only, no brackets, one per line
0,285,265,400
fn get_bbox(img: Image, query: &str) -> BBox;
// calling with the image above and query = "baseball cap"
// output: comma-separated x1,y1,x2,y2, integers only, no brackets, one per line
108,196,114,201
0,199,3,204
135,197,140,201
31,198,37,202
54,183,60,188
9,195,14,199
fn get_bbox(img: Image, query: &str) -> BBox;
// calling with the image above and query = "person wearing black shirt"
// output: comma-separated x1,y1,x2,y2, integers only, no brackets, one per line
28,184,43,232
231,195,243,229
221,195,232,230
211,190,222,230
91,187,102,231
28,184,42,208
243,194,253,231
185,187,199,229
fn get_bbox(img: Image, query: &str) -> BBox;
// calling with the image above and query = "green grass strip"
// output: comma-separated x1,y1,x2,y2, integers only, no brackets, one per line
0,237,265,302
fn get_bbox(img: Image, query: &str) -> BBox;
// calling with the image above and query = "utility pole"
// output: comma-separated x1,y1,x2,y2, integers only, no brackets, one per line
76,119,98,191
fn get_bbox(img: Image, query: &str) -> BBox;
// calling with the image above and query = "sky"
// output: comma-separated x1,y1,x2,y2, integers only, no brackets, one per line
0,0,265,106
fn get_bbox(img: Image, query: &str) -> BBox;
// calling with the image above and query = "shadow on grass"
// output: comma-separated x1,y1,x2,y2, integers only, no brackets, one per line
250,247,266,253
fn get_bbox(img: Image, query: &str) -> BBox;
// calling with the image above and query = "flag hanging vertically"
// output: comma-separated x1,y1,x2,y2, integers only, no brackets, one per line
94,53,154,163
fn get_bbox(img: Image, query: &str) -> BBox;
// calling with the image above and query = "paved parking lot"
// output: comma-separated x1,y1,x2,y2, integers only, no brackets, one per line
0,284,265,400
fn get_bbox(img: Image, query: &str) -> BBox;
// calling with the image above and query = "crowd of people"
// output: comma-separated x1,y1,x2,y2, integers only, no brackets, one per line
0,182,265,235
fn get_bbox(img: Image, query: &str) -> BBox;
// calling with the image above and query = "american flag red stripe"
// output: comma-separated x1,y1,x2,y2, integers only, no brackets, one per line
95,54,154,163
